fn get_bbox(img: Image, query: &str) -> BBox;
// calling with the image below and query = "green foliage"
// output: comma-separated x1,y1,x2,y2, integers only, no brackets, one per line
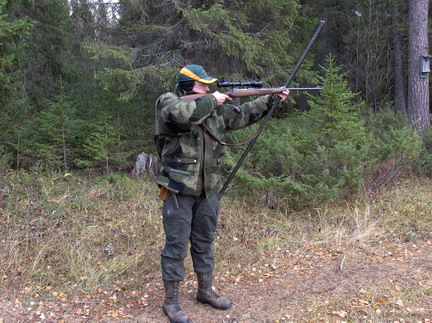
182,4,262,71
0,0,430,210
361,105,421,190
76,112,121,172
13,0,73,107
181,1,303,83
17,86,81,171
227,58,372,205
83,42,141,102
227,57,424,205
0,0,32,79
412,127,432,177
367,106,422,163
0,0,33,141
0,144,13,172
302,60,372,194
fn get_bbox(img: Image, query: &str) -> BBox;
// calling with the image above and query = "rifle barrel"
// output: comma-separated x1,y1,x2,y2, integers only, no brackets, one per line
180,87,321,102
232,87,321,93
285,87,321,91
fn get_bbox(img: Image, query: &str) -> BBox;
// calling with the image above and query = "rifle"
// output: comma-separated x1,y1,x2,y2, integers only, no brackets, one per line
180,87,321,102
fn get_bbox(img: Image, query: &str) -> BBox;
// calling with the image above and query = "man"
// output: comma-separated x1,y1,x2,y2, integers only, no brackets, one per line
154,64,289,323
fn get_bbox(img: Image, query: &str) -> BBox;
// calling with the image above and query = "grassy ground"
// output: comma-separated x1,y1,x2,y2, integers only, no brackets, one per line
0,170,431,322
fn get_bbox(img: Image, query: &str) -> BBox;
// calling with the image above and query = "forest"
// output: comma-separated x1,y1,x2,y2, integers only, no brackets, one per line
1,1,432,322
1,0,431,204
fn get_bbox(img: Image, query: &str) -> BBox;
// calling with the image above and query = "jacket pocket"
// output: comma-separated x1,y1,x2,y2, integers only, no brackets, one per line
167,157,198,171
168,157,198,169
167,168,195,183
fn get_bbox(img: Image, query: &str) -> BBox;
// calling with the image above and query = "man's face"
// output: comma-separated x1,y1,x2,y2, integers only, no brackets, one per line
192,81,210,94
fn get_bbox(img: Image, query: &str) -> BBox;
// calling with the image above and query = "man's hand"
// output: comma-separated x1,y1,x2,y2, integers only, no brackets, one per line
212,91,232,105
277,88,290,102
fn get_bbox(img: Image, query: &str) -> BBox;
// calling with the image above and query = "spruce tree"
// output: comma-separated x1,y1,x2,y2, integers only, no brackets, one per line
303,57,371,197
77,112,119,172
19,85,79,171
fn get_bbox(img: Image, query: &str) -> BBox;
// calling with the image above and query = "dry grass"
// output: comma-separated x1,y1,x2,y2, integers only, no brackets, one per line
0,171,164,290
0,171,431,293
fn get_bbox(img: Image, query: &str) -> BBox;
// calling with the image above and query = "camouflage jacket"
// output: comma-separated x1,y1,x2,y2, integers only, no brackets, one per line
154,86,274,197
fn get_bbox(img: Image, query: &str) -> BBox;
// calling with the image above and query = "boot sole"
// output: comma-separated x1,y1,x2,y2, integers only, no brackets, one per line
162,306,190,323
196,297,232,310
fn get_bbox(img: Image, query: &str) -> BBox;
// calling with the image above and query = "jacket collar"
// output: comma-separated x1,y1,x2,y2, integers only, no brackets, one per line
174,84,186,97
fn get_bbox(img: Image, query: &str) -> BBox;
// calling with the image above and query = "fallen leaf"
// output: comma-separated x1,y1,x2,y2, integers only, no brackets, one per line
331,310,348,318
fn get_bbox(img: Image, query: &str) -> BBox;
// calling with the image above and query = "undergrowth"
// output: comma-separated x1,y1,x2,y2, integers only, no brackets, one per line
0,171,431,292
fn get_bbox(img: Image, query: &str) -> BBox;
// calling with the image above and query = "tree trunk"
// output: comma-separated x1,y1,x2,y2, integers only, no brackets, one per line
407,0,430,135
392,1,407,114
61,113,68,171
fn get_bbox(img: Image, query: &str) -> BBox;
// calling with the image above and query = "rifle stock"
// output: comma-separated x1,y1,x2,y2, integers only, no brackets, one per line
179,87,321,102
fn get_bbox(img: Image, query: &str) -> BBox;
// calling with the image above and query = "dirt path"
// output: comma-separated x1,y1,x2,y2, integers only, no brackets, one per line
135,241,432,323
1,241,431,323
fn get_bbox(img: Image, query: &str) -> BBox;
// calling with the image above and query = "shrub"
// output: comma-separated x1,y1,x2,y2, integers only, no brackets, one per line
366,107,422,189
0,145,13,173
412,127,432,177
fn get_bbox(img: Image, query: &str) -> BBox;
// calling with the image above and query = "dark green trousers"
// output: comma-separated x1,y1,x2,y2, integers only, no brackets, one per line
161,192,219,281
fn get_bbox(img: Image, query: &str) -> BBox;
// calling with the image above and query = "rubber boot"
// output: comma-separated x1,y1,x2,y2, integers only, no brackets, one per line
196,271,232,310
162,281,190,323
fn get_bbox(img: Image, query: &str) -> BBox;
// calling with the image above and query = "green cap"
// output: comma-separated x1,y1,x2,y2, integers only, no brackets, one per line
178,65,217,84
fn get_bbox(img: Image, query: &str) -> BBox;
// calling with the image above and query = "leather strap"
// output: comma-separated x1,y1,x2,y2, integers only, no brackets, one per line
200,124,260,147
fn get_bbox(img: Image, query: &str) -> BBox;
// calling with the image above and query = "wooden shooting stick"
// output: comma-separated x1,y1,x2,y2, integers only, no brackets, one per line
219,20,326,198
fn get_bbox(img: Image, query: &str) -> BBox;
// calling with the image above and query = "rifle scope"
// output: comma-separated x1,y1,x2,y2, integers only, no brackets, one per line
217,78,263,88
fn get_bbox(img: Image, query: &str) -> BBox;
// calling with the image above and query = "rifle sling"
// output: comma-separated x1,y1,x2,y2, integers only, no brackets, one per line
200,124,261,147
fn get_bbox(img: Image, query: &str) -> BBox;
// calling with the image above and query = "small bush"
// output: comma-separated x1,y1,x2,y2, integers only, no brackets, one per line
366,107,422,189
0,145,13,173
413,127,432,177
